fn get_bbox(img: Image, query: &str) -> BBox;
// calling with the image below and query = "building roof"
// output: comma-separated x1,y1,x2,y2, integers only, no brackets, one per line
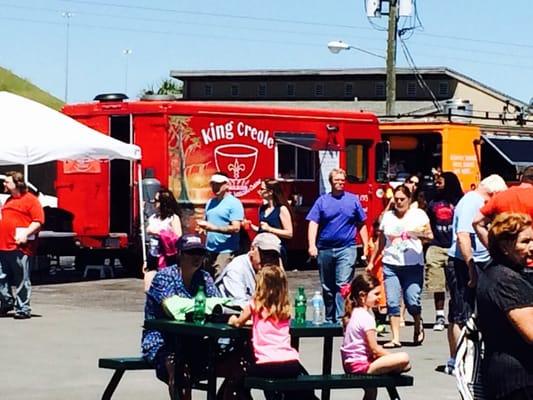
170,66,527,108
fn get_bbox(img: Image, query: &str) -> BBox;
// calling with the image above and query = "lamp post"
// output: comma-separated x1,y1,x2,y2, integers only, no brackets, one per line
327,40,385,60
62,11,74,102
328,39,396,115
123,49,132,94
329,5,398,115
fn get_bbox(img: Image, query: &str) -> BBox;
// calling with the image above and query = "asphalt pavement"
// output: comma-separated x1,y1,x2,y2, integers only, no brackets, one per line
0,267,460,400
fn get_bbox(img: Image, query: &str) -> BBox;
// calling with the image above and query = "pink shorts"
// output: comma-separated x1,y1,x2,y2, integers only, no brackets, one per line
343,360,371,374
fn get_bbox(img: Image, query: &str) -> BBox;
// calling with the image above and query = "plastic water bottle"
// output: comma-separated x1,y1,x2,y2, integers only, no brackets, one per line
311,291,324,325
193,285,206,324
294,287,307,325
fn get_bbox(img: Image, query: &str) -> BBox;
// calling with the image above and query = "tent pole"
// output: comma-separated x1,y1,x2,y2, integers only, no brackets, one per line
137,162,147,266
23,164,28,183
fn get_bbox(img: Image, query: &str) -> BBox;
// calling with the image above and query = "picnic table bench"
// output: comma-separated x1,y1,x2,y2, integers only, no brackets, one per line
245,373,414,400
98,357,208,400
98,357,152,400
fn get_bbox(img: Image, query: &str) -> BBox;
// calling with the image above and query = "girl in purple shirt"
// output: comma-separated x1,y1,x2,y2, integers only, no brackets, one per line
229,266,318,400
341,272,411,400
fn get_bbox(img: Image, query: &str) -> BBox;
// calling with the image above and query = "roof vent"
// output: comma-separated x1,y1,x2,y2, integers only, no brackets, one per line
93,93,129,102
140,94,178,101
442,99,473,122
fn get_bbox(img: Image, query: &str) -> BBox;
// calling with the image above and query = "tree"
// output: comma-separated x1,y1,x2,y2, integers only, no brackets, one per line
139,78,182,97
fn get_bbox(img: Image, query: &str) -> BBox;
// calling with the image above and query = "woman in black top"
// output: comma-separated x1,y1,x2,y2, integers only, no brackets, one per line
479,212,533,400
249,178,293,266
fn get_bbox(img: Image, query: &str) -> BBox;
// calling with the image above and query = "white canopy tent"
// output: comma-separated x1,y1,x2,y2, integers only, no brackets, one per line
0,91,146,262
0,91,141,164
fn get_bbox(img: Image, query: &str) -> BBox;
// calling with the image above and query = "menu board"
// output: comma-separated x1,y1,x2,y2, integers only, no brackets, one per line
319,150,340,194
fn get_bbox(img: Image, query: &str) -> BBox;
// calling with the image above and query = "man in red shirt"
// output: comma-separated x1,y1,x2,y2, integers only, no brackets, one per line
473,166,533,250
0,171,45,319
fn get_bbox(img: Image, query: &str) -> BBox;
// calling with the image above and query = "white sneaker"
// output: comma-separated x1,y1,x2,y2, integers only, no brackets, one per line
433,315,446,331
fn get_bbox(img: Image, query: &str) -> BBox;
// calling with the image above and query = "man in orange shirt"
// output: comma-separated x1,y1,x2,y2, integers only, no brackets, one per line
0,172,44,319
473,166,533,250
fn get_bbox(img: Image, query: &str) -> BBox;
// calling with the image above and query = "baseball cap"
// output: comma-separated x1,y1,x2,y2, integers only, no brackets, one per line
252,232,281,253
210,173,230,184
177,234,206,253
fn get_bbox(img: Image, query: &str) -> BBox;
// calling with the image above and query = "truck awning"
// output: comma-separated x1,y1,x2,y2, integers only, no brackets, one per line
482,135,533,167
275,132,342,151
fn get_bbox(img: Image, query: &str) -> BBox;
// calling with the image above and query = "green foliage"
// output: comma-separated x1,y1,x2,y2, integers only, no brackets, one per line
140,78,183,97
0,66,64,110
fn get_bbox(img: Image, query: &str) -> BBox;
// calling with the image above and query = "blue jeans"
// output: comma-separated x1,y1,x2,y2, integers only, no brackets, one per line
317,245,356,323
0,251,32,315
383,263,423,317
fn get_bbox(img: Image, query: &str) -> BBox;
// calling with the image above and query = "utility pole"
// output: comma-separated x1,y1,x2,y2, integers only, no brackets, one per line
385,0,398,116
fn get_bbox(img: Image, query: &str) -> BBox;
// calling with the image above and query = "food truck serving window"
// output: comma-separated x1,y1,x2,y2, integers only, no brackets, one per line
345,141,368,182
275,133,316,181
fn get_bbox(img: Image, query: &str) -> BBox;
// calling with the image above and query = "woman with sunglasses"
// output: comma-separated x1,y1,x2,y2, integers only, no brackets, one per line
368,185,433,348
144,188,183,290
405,174,422,209
247,178,293,266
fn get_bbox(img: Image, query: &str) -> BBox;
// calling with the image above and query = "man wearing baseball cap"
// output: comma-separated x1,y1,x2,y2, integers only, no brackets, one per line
197,172,244,278
142,233,220,397
215,232,281,306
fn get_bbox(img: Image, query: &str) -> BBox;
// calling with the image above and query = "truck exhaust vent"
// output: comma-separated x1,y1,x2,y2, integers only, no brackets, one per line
140,94,178,101
94,93,129,102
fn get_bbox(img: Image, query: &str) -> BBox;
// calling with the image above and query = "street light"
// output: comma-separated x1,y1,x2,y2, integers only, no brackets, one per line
327,40,385,59
327,39,396,115
123,49,132,94
62,11,74,102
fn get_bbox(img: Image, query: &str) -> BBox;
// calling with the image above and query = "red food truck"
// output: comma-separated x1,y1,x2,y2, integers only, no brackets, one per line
60,95,390,270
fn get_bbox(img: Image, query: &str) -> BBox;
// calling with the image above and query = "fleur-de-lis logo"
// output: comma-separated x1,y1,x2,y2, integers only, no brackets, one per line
228,159,246,179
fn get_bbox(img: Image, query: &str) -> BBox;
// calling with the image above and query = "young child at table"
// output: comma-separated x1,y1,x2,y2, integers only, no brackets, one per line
341,272,411,400
229,266,318,400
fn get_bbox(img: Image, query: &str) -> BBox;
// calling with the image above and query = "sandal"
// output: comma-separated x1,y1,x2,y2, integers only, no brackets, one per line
383,341,402,349
413,319,425,345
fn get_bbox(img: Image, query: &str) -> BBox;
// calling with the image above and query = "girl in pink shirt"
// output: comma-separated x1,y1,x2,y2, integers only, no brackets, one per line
341,272,411,400
229,266,318,400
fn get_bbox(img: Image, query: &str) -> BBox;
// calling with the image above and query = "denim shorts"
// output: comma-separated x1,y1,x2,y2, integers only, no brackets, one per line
383,263,423,316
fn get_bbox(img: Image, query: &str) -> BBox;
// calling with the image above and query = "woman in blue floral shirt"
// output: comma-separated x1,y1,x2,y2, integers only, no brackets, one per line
141,234,220,399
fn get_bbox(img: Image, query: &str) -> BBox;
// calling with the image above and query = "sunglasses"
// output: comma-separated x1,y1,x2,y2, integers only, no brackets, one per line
408,179,419,184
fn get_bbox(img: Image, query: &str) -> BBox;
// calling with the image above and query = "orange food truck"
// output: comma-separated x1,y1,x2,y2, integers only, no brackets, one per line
380,120,533,190
60,95,390,269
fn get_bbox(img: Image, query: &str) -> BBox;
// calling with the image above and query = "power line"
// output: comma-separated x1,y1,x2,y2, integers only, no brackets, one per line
12,0,533,50
0,15,386,54
0,2,364,38
2,8,533,68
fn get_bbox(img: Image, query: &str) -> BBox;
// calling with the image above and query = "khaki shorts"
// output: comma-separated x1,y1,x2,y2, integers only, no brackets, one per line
425,245,448,292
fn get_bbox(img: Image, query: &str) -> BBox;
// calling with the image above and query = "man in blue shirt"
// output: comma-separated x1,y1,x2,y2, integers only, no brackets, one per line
445,174,507,374
306,168,368,323
197,172,244,278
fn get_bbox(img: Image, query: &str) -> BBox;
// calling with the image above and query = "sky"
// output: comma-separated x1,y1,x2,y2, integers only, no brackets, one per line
1,0,532,105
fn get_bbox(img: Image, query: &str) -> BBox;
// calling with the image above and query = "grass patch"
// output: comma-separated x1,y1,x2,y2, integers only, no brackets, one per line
0,66,64,110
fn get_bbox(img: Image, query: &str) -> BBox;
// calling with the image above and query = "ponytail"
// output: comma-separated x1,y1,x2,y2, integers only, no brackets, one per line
341,272,380,328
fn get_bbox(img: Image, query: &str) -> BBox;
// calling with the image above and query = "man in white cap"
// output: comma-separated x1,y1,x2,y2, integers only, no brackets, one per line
197,171,244,278
215,232,281,307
